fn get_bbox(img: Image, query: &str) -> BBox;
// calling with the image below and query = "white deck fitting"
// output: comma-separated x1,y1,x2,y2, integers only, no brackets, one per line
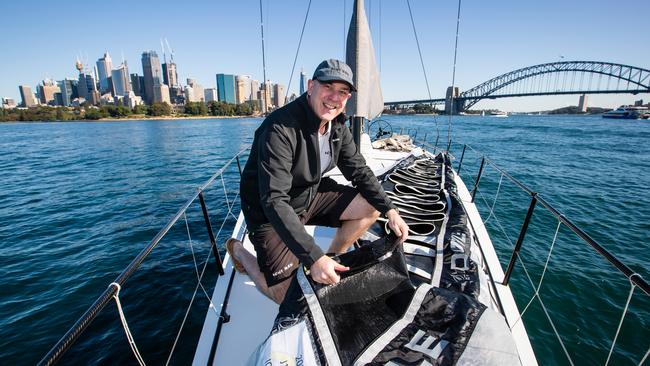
193,139,537,365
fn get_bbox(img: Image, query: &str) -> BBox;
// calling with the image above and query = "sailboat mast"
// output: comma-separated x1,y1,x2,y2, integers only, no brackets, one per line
346,0,384,150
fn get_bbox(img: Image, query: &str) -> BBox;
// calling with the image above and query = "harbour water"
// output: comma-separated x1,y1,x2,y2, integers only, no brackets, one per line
1,115,648,365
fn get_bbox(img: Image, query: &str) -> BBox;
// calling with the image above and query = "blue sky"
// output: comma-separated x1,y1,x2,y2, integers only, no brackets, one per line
1,0,648,112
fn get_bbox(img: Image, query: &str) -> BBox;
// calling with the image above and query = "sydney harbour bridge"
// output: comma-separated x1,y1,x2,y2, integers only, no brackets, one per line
385,61,650,113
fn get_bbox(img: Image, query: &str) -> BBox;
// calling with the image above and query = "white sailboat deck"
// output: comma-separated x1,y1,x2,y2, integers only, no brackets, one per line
193,136,537,365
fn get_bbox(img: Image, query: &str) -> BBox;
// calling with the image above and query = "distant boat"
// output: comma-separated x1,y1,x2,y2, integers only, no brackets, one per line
602,105,650,119
487,110,508,117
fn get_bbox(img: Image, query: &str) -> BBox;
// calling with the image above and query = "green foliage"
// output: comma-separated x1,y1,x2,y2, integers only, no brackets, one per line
413,103,434,114
84,108,107,120
235,103,252,116
101,105,132,118
148,102,172,116
184,102,209,115
207,101,254,116
133,104,149,115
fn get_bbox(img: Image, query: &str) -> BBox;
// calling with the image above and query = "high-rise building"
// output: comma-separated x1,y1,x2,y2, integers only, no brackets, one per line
204,88,218,102
578,94,588,112
153,84,171,104
273,83,286,108
57,79,77,107
142,51,164,104
185,78,204,103
250,79,260,101
216,74,236,104
111,61,131,96
96,52,113,93
162,62,178,88
19,85,37,107
130,73,144,97
235,75,252,104
260,81,272,112
38,79,60,105
299,69,307,95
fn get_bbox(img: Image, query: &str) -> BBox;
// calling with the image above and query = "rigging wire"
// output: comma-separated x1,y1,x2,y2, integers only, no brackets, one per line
259,0,268,112
447,0,462,148
406,0,438,144
285,0,313,100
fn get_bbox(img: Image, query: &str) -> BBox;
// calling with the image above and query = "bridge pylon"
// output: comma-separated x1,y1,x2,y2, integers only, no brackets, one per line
445,86,465,114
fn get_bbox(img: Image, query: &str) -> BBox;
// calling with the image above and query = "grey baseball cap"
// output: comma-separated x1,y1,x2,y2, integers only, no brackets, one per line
312,59,356,91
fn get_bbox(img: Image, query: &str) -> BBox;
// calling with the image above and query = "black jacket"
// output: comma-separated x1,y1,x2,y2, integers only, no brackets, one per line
240,93,396,267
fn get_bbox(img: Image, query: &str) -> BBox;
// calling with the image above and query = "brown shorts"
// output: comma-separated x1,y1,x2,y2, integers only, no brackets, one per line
249,177,358,287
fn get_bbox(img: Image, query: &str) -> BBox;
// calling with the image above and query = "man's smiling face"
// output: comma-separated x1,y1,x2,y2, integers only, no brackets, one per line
307,80,352,122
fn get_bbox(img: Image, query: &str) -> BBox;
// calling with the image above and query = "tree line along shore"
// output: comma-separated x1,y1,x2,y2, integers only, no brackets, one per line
0,101,258,122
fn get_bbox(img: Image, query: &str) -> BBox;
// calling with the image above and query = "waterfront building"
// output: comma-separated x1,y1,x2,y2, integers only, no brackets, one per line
2,98,17,109
578,94,588,112
299,69,307,95
153,84,171,104
38,79,61,105
250,79,260,101
111,62,131,97
19,85,37,107
57,79,77,107
141,51,164,105
260,81,272,113
124,91,143,108
130,73,144,97
273,83,286,108
99,93,115,105
235,75,252,103
216,73,236,104
162,62,178,88
204,88,217,102
185,78,204,103
96,52,113,93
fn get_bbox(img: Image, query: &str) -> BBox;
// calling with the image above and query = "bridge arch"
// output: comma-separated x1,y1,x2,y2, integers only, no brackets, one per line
460,61,650,110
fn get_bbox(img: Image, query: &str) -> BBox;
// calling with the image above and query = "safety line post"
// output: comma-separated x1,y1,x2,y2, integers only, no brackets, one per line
198,191,225,275
434,135,440,150
422,133,427,148
446,139,452,152
236,156,243,177
503,194,538,285
471,156,486,202
457,144,467,174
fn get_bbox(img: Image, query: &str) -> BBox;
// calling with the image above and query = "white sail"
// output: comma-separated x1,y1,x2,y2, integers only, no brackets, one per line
346,0,384,120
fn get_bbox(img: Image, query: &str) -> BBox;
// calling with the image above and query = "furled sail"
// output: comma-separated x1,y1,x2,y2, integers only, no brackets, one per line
345,0,384,120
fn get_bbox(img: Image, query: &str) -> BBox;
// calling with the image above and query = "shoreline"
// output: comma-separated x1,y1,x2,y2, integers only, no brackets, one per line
0,114,263,123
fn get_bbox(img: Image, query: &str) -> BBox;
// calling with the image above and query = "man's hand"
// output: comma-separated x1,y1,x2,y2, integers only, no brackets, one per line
386,208,409,243
309,255,350,285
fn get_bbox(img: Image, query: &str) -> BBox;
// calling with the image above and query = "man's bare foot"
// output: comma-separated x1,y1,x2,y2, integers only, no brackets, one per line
225,238,246,274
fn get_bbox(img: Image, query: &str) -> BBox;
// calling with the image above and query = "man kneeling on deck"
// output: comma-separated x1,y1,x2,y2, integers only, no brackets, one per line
227,59,409,304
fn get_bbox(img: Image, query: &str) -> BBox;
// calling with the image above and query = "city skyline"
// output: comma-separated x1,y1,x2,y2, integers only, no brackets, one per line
1,0,649,112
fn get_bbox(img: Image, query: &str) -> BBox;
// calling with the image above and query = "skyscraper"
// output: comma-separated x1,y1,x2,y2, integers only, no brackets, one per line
162,62,178,88
18,85,37,107
141,51,163,104
299,69,307,95
111,61,131,96
130,73,144,97
38,79,60,105
235,75,252,103
204,88,218,102
273,83,286,108
216,74,236,104
96,52,113,93
58,79,78,107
